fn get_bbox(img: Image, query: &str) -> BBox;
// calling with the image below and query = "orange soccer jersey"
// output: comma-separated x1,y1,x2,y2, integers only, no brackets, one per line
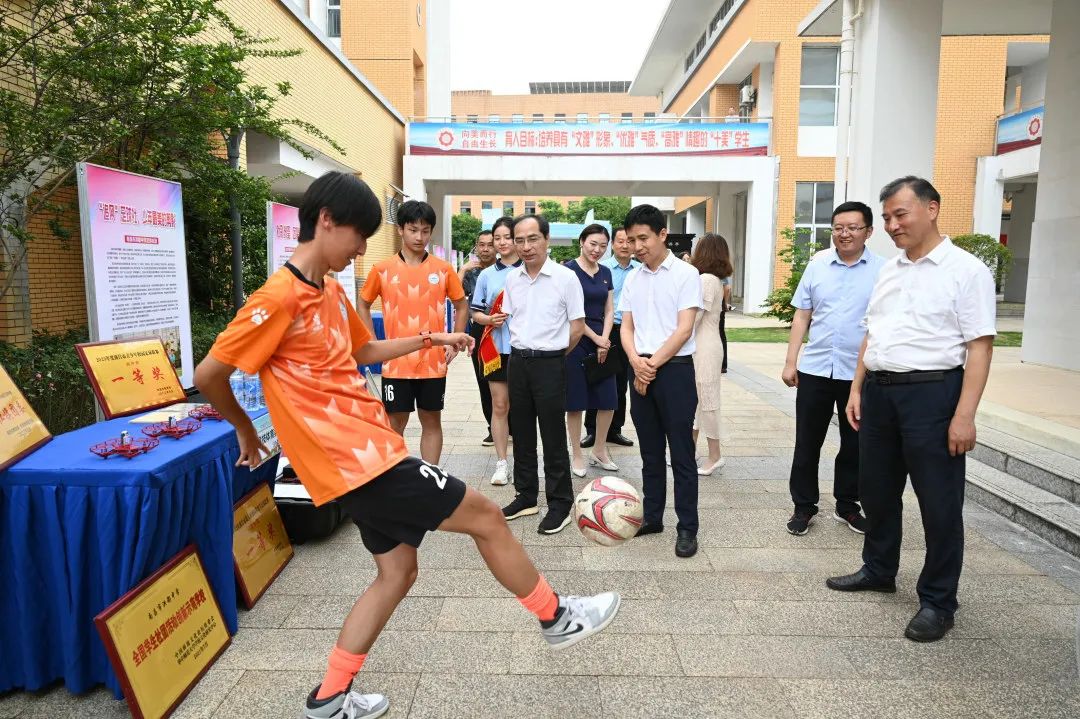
210,265,409,505
360,253,465,379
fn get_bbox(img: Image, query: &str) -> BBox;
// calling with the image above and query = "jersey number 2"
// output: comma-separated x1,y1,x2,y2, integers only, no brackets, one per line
419,461,447,490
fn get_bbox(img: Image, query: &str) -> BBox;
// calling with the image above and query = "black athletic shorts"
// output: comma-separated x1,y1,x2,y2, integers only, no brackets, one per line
381,376,446,412
485,354,511,383
337,456,467,554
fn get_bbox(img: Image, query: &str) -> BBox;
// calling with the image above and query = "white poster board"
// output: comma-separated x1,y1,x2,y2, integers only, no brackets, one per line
77,163,194,388
265,200,355,306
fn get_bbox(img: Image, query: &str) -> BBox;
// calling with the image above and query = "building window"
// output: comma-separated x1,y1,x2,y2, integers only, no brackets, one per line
512,113,524,123
327,0,341,37
466,115,478,123
598,113,610,123
525,201,536,215
795,182,835,248
482,201,493,210
576,112,588,123
488,114,500,123
502,201,515,216
695,32,706,56
621,112,633,124
685,51,695,72
554,113,566,124
532,113,544,122
644,112,656,123
799,45,840,126
460,201,472,215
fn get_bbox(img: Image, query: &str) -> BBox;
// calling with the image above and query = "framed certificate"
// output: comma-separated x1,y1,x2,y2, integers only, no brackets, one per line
0,363,51,470
233,483,293,607
76,338,186,419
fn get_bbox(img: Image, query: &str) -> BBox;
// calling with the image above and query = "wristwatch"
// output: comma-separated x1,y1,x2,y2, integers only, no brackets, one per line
419,330,432,348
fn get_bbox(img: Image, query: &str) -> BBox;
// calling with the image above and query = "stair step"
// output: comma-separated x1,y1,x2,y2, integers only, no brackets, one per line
966,460,1080,557
972,425,1080,504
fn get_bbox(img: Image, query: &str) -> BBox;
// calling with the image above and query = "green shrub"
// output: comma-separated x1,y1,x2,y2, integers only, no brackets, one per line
761,227,823,325
0,310,233,436
951,233,1013,289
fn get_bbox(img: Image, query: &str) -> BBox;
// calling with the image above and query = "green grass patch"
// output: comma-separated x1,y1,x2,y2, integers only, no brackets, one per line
727,327,1023,347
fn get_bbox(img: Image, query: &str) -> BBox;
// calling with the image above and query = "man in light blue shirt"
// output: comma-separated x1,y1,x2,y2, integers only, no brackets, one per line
782,201,885,537
583,226,641,448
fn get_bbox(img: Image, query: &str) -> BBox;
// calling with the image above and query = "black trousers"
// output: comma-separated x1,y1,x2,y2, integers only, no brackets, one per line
788,371,860,515
630,361,699,534
719,310,728,372
584,323,630,437
508,353,573,511
468,324,492,431
859,369,966,616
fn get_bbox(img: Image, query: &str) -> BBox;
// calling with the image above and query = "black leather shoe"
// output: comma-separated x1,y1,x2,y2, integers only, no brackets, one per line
904,607,954,642
580,433,595,448
636,522,664,537
607,433,634,447
825,569,896,593
675,529,698,558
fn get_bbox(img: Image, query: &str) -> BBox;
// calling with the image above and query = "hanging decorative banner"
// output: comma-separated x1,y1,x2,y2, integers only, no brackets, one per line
94,546,230,719
77,163,194,388
995,105,1044,155
0,363,51,471
76,338,186,419
266,201,300,277
232,483,293,608
409,121,770,157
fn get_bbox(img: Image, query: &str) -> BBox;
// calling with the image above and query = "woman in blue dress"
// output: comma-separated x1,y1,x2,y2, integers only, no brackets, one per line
564,224,619,477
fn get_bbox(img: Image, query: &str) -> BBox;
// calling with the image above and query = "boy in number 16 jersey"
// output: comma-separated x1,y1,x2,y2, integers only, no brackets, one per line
195,172,620,719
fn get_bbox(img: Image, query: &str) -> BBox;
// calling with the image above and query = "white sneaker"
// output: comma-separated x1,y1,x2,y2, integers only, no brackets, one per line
304,687,388,719
490,459,509,486
540,592,621,650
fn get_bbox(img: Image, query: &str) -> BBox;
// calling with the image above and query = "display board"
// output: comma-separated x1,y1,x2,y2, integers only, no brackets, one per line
77,163,194,388
76,338,187,419
232,483,293,608
0,363,51,470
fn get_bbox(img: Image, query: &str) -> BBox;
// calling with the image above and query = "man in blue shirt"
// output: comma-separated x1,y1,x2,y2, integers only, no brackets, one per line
583,226,640,448
782,201,885,536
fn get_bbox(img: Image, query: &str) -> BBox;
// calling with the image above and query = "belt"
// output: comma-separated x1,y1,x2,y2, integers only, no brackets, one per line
639,354,693,365
866,367,962,385
510,348,564,359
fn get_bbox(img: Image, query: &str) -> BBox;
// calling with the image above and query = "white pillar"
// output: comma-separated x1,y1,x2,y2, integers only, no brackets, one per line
1022,0,1080,370
972,156,1005,239
848,0,943,257
1004,183,1037,303
425,0,451,119
685,204,706,237
742,164,777,316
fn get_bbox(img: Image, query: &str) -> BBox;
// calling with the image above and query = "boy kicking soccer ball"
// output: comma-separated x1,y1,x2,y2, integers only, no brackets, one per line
194,171,620,719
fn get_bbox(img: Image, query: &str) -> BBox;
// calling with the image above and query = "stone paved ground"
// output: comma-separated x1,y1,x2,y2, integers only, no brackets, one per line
3,358,1079,719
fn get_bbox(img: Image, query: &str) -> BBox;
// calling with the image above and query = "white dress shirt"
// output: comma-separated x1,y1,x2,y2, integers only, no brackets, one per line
503,258,585,351
617,251,703,356
863,237,997,372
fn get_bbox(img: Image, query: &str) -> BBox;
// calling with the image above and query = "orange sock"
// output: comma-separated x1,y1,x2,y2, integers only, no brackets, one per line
518,575,559,622
315,645,367,700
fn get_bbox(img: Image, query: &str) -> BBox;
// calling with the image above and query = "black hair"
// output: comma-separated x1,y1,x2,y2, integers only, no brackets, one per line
491,216,514,236
623,204,667,235
298,171,381,242
831,201,874,226
511,213,550,238
477,229,493,239
879,175,941,205
578,223,610,242
395,199,437,229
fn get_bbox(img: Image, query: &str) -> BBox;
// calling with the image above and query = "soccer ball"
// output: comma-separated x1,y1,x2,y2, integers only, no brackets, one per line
573,477,644,547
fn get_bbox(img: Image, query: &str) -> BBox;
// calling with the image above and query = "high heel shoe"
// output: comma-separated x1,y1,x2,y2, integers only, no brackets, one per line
571,463,587,478
588,454,619,472
697,457,726,476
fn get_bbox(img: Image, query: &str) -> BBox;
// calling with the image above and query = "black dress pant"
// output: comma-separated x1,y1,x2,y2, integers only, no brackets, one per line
719,310,728,372
859,369,966,616
630,361,699,535
788,371,860,515
585,323,630,437
508,353,573,512
468,324,492,431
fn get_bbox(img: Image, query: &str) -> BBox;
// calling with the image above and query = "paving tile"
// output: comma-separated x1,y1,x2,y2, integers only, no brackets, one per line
284,596,442,631
544,569,666,599
5,687,129,718
956,680,1080,719
409,673,600,719
216,628,339,671
0,692,27,719
598,676,796,719
220,670,419,719
674,634,858,678
776,679,991,719
837,637,1056,681
653,570,786,600
615,599,752,635
171,668,245,719
952,602,1080,639
733,599,912,638
510,632,683,676
237,593,303,629
364,631,513,674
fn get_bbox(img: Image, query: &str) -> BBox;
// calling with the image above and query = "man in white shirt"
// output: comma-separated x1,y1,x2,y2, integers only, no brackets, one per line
826,177,996,643
619,204,704,558
500,214,586,535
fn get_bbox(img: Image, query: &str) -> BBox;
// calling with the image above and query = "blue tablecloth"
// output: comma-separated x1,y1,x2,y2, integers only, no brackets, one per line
0,409,275,696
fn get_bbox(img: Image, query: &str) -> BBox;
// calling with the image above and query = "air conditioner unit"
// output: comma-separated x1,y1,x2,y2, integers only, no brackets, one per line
739,85,755,105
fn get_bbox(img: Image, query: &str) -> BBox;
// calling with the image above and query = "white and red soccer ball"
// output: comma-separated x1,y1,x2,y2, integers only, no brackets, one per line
573,477,643,547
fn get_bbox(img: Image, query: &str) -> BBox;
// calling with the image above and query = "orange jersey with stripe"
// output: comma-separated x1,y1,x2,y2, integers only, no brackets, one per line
359,253,465,379
210,266,409,505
